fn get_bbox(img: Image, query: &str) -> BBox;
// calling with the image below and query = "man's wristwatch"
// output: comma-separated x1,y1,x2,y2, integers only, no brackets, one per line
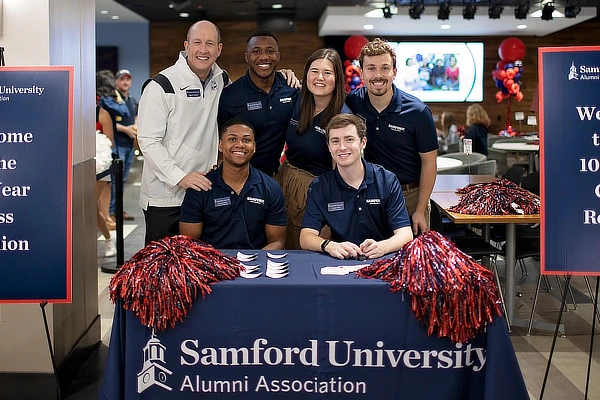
321,239,330,253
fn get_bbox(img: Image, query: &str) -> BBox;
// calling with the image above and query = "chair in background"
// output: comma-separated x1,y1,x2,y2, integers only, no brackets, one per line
521,171,540,195
502,166,526,185
470,159,497,176
487,148,509,177
446,142,460,154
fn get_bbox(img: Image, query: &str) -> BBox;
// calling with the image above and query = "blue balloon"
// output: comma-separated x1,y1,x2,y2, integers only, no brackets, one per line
349,84,356,90
351,76,362,85
496,79,504,89
504,63,514,70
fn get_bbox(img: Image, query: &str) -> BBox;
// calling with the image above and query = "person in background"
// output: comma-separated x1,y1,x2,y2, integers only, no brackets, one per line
445,55,459,89
465,104,491,156
110,69,139,223
437,111,459,153
218,30,300,177
180,118,286,250
430,58,446,88
97,69,129,231
276,48,350,249
300,114,413,260
345,38,438,235
137,20,228,245
96,106,116,257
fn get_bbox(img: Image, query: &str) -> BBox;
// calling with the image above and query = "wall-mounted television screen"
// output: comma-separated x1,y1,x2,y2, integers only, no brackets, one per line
389,42,484,102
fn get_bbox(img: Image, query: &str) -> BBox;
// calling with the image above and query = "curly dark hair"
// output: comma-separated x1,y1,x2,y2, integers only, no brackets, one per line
96,70,117,98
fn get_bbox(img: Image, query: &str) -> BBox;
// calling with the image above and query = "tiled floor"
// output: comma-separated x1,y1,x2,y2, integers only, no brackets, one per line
64,157,600,400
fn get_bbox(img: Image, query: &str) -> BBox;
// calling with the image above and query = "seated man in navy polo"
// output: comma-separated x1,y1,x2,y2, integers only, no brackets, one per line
217,29,299,177
180,117,286,249
300,114,413,259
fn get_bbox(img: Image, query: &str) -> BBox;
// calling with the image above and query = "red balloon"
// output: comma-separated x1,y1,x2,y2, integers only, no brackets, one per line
344,35,369,60
343,60,352,67
495,91,504,103
516,91,524,102
510,83,520,94
496,60,507,70
497,70,507,80
345,64,360,77
505,68,515,79
498,37,526,62
504,78,514,88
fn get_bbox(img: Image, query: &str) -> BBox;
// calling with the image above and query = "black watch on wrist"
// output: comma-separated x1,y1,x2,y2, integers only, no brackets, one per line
321,239,330,253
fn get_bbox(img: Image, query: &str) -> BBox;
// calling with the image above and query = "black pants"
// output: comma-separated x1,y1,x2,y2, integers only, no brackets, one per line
143,206,181,245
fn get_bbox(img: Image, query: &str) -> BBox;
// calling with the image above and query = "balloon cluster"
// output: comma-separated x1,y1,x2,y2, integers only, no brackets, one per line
492,37,525,103
343,35,368,94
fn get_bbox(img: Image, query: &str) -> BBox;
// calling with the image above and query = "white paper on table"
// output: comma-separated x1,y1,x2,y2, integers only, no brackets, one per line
320,264,369,275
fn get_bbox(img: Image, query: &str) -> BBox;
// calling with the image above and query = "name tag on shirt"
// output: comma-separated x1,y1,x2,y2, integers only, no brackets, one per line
366,198,381,205
279,97,293,104
214,197,231,207
186,89,201,97
328,202,344,212
315,126,326,135
247,101,262,111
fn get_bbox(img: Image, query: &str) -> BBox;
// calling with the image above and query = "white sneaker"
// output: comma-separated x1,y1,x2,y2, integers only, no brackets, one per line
104,238,116,257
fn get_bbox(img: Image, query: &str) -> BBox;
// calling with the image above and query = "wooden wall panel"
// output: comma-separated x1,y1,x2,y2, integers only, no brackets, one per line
149,18,600,135
149,21,324,80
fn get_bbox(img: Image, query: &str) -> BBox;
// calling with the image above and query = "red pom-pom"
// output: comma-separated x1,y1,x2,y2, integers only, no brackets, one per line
109,235,243,330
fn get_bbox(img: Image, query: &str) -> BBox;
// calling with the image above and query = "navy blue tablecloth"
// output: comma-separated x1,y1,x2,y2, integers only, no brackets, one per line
99,250,529,400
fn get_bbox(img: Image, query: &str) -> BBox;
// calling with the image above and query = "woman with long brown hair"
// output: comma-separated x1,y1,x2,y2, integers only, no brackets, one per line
276,48,351,249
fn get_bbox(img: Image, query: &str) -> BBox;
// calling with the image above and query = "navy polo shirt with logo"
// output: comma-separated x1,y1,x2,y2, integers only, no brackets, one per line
285,103,352,177
218,71,299,176
180,165,286,249
345,85,438,185
302,160,410,244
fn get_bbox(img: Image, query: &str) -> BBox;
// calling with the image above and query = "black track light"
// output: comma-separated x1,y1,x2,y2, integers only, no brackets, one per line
514,0,530,19
382,6,393,18
438,1,451,20
541,2,555,20
488,2,504,19
565,0,581,18
462,1,476,19
409,0,425,19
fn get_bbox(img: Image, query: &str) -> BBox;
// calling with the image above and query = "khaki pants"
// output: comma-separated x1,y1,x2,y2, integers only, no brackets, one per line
402,186,431,232
275,161,317,250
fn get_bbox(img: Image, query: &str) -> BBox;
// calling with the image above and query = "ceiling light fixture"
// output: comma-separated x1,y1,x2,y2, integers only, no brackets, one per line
169,0,192,11
271,4,283,9
462,0,476,19
514,0,530,19
382,4,393,19
564,0,581,18
409,0,425,19
541,2,555,20
488,1,503,19
438,0,451,20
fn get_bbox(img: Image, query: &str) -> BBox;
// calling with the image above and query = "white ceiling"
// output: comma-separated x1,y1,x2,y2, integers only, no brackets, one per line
95,0,597,37
319,5,597,37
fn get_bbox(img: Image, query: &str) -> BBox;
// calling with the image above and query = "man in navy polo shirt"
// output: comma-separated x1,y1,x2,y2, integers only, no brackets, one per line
345,38,438,235
218,30,299,177
300,114,413,260
179,118,286,250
